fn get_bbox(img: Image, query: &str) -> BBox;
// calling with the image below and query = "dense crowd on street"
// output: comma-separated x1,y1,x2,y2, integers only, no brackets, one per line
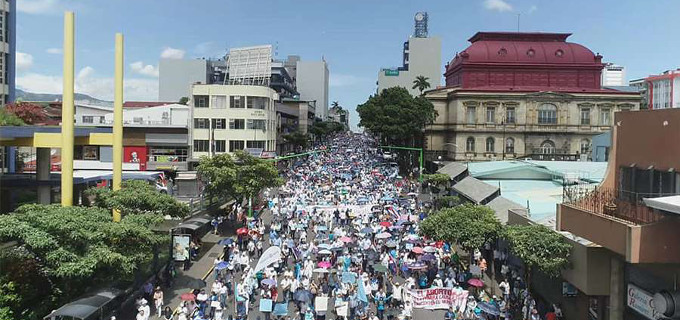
133,134,563,320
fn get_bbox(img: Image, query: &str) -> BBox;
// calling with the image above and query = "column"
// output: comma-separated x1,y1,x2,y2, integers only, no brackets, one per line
36,147,51,204
609,256,625,320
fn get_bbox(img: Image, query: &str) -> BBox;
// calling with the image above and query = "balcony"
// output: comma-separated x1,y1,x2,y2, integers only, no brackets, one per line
559,186,680,263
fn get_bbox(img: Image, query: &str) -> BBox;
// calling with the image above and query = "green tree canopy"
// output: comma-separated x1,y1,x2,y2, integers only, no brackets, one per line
423,173,450,186
412,75,431,95
197,151,284,202
178,96,189,105
309,120,345,141
85,180,189,218
357,87,437,145
504,224,571,278
434,195,461,210
282,131,309,151
420,204,502,251
0,108,25,126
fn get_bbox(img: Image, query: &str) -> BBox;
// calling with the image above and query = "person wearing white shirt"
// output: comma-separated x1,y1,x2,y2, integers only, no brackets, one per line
432,274,443,287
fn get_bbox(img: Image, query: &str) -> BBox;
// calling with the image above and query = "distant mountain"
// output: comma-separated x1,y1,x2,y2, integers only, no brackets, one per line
15,89,111,105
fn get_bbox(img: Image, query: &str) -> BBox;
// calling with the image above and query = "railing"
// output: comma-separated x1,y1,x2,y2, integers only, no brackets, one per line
563,185,672,225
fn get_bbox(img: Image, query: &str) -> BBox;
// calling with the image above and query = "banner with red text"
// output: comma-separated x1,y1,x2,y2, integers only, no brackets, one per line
410,288,469,310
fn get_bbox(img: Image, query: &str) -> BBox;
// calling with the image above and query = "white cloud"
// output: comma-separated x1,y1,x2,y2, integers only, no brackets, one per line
528,5,538,13
17,0,58,14
330,74,371,87
16,52,34,70
160,47,185,59
130,61,159,77
46,48,62,54
484,0,513,12
16,67,158,101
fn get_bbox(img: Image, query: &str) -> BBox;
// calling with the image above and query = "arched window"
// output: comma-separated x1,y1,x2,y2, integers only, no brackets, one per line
466,137,475,152
486,137,495,153
580,139,590,154
540,140,556,154
505,138,515,154
538,103,558,124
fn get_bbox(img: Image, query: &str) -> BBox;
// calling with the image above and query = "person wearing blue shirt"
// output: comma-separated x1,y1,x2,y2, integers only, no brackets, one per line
444,307,456,320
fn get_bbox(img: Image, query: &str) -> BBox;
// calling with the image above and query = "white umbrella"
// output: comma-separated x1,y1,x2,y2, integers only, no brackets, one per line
318,249,333,255
376,232,392,239
313,268,330,273
423,246,437,253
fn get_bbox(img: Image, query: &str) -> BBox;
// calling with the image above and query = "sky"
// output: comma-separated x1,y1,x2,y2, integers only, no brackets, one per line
14,0,680,129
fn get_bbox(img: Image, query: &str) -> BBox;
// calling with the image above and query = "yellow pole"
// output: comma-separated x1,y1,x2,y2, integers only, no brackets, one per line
112,33,124,222
61,12,75,207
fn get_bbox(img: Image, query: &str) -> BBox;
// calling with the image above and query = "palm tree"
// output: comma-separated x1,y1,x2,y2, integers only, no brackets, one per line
412,75,431,95
331,101,341,111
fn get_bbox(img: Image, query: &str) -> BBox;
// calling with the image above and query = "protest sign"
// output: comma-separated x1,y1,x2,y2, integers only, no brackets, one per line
410,288,469,310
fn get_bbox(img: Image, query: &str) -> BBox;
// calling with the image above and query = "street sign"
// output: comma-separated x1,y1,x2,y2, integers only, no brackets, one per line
384,69,399,76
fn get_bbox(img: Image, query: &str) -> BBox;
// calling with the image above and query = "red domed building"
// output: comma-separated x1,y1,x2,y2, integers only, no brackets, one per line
424,32,641,161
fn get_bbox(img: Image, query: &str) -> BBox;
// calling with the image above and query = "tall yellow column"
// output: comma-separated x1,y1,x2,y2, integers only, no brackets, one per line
112,33,124,222
61,12,75,207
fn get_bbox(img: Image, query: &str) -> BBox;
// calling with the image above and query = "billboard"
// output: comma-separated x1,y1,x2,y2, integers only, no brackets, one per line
228,45,272,86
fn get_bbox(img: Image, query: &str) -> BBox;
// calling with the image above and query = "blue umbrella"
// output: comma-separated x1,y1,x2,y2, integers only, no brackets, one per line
215,261,229,270
420,254,436,262
218,238,234,246
478,302,500,316
318,243,332,250
293,289,313,303
360,227,373,234
380,196,394,201
316,226,328,231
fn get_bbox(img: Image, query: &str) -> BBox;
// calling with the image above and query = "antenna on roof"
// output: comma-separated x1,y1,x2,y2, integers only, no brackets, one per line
517,14,520,32
275,41,279,58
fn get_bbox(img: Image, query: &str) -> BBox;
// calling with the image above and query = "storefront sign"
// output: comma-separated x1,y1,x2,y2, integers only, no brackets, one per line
627,284,660,320
251,110,266,117
384,69,399,76
410,288,469,310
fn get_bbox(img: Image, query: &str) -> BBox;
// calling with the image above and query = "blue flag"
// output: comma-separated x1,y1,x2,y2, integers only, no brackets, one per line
357,276,368,303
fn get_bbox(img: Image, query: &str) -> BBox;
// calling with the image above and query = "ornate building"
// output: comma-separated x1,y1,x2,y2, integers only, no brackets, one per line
424,32,641,161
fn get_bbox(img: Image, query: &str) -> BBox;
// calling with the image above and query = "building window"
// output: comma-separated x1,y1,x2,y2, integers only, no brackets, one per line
230,96,245,108
229,119,245,130
505,138,515,154
214,140,226,153
212,118,227,129
538,103,557,124
247,140,266,149
193,140,209,152
247,119,266,130
211,95,227,109
466,107,476,124
194,95,208,108
485,137,495,153
247,97,268,110
82,116,94,123
580,108,590,125
580,139,590,154
133,117,144,124
600,108,611,125
466,137,475,152
505,107,516,124
486,107,495,123
194,118,210,129
229,140,245,151
540,140,556,154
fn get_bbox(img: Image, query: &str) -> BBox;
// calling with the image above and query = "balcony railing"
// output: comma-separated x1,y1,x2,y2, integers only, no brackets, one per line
563,186,672,225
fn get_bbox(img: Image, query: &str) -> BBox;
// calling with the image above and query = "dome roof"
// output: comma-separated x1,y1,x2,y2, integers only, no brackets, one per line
447,32,602,71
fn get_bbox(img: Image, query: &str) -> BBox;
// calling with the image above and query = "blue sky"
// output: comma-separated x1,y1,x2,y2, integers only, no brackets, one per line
15,0,680,129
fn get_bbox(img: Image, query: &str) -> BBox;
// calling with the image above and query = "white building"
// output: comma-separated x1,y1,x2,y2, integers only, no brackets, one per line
645,69,680,110
190,85,278,161
159,58,210,102
601,63,626,86
296,60,329,119
102,104,189,127
377,12,441,96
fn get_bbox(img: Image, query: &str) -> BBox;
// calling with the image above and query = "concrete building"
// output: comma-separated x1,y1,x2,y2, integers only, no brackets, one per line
1,0,15,104
296,60,329,119
643,69,680,109
559,108,680,320
601,63,626,86
159,58,210,102
328,106,349,130
629,78,649,109
424,32,641,162
189,84,278,164
377,12,442,96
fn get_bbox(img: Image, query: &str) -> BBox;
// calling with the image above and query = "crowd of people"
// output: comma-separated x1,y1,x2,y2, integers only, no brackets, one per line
139,134,562,320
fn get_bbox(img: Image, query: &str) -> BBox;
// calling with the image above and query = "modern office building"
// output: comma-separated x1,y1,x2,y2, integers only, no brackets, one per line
559,108,680,320
189,84,278,164
642,69,680,109
628,78,649,109
424,32,641,162
296,60,329,119
159,58,210,102
601,63,626,86
1,0,15,104
377,12,442,96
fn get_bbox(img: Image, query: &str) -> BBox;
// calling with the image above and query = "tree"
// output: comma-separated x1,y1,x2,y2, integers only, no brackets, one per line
0,108,25,126
420,204,502,252
357,87,437,146
331,101,341,110
85,180,189,218
282,131,309,151
178,96,189,105
309,120,345,142
423,173,450,186
434,195,461,210
412,75,431,95
504,224,571,288
197,151,284,204
4,102,47,125
0,204,167,319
